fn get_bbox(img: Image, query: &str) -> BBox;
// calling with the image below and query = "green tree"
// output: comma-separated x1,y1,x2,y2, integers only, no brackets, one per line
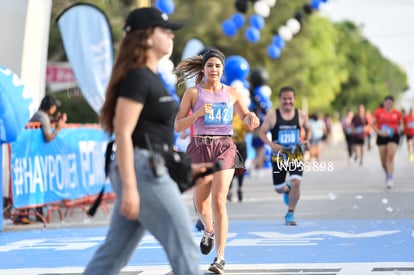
47,0,408,122
331,21,408,114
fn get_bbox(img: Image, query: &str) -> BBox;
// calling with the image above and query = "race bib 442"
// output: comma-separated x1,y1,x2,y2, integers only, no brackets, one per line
204,103,233,126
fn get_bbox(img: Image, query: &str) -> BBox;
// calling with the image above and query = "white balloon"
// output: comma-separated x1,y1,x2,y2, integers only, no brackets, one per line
241,87,251,107
263,0,277,7
158,57,174,74
254,1,270,18
165,73,177,86
286,18,301,35
260,85,272,98
231,81,251,107
181,38,206,88
181,38,205,60
278,25,293,41
232,80,251,106
231,79,245,89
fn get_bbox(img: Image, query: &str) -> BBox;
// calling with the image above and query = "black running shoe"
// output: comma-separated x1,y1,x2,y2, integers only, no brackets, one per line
237,190,243,202
208,257,225,274
200,231,214,255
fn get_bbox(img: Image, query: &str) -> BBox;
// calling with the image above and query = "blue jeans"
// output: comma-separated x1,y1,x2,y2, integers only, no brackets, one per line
83,148,201,275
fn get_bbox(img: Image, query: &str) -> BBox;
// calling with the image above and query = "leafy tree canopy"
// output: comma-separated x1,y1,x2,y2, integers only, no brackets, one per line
48,0,408,122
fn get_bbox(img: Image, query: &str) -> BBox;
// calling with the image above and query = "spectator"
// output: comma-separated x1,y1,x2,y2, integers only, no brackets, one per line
83,8,202,275
30,95,67,142
25,95,67,223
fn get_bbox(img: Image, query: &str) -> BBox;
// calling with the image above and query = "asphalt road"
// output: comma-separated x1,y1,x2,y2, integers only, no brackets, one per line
6,138,414,229
225,140,414,222
1,139,413,275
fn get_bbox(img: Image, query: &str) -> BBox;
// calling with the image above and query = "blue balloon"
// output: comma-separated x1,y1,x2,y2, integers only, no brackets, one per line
253,86,272,111
155,0,175,14
267,45,281,59
272,35,285,49
250,14,265,30
263,145,272,168
242,79,250,89
222,19,238,37
248,101,257,112
224,55,250,82
245,27,260,43
311,0,321,10
221,74,230,85
232,13,245,29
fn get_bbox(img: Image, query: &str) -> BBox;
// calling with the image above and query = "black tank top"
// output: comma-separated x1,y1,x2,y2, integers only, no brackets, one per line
270,108,301,147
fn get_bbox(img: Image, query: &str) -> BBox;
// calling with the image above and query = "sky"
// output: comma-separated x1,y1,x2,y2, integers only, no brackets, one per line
320,0,414,108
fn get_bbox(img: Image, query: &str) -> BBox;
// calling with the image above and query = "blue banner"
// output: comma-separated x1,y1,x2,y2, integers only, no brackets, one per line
56,3,113,114
10,127,112,208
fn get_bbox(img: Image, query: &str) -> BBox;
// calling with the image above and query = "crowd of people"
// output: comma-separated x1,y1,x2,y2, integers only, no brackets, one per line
340,98,414,189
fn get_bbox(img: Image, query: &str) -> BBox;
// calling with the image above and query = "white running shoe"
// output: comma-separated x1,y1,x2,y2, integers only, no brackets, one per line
386,179,394,189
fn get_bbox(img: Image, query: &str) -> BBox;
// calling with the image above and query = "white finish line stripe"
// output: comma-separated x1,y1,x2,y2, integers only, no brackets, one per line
1,263,414,275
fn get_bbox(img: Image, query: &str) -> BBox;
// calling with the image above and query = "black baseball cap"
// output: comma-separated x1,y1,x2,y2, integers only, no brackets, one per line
40,95,61,110
123,7,183,33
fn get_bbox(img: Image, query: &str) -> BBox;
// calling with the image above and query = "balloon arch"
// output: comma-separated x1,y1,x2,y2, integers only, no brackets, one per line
223,0,329,59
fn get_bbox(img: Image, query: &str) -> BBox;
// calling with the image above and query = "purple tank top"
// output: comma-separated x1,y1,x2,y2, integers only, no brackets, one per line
192,84,234,135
